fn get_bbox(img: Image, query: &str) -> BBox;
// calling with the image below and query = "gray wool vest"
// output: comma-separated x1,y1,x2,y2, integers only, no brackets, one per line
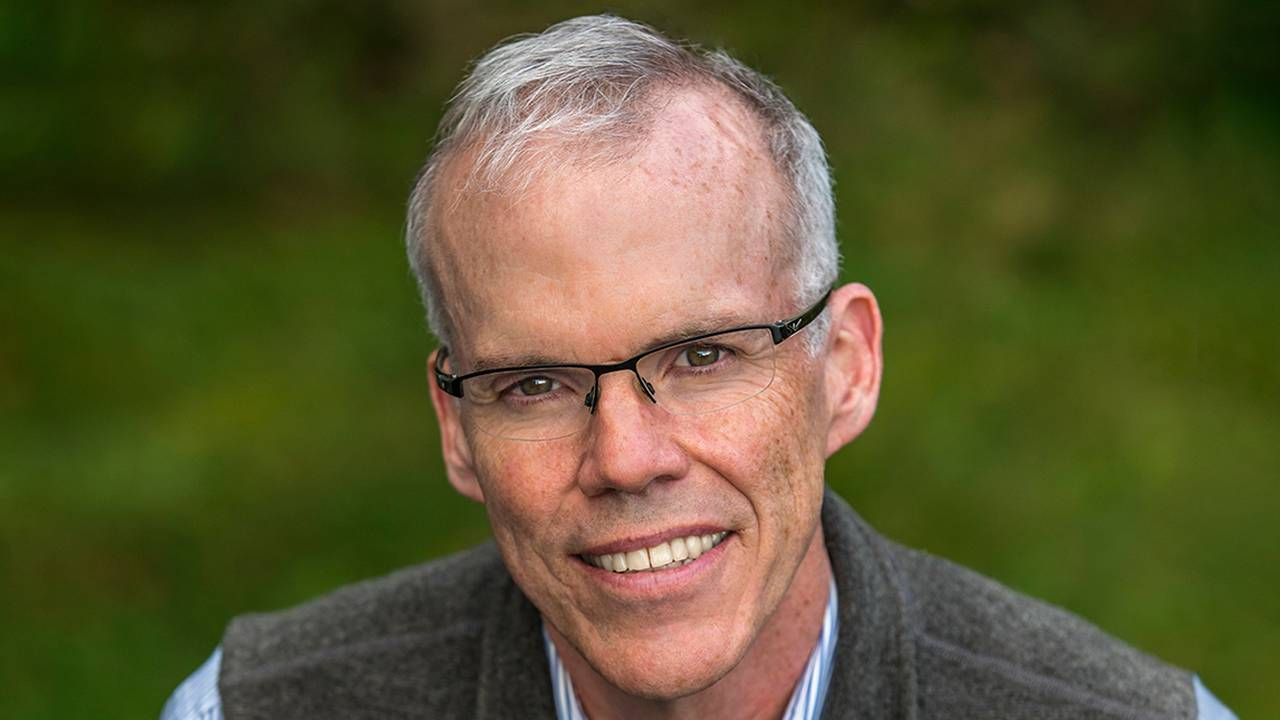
218,489,1196,719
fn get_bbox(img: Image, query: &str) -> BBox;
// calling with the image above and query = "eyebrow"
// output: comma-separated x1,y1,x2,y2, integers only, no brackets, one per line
469,352,568,373
466,310,759,373
647,312,754,349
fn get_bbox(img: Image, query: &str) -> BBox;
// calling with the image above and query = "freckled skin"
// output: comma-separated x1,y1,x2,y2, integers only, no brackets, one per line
427,85,880,719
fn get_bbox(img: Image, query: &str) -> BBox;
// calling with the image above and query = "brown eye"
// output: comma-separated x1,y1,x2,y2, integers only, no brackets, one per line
683,346,720,367
518,376,555,396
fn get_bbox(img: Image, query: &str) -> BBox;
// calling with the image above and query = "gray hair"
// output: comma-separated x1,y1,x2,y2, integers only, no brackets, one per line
405,15,839,352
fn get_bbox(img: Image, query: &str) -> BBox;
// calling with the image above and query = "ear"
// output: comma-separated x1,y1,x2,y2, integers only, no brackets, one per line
821,283,884,457
427,349,486,503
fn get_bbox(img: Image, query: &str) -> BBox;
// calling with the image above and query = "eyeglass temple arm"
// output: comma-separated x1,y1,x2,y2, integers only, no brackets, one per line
769,289,832,343
433,347,465,398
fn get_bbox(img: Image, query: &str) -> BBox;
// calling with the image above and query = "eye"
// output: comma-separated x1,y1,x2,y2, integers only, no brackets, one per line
516,376,556,396
681,345,721,367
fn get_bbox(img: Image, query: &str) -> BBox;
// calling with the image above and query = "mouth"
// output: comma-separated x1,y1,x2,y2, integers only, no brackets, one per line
580,531,731,574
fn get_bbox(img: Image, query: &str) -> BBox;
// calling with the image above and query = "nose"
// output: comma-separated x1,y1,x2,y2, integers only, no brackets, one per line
576,371,689,497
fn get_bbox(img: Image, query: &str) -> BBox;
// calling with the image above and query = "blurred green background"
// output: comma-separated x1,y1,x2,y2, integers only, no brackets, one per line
2,1,1276,717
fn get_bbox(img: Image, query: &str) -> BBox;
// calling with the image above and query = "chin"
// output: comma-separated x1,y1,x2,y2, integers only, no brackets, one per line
598,661,729,701
584,627,748,700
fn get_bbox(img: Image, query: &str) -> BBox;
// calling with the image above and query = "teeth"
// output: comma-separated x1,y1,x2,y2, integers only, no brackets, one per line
670,537,688,562
649,541,673,568
625,549,650,571
585,532,728,573
685,535,703,559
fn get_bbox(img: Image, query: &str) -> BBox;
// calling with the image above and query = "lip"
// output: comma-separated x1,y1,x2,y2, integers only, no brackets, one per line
576,532,735,601
577,525,730,556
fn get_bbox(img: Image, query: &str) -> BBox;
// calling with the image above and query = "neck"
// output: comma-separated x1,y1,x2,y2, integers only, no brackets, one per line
547,527,834,720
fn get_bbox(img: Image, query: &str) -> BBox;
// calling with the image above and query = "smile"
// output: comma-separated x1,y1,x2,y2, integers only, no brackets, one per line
581,532,730,573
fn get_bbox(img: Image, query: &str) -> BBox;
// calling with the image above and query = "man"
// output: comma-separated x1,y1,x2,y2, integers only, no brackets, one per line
163,15,1235,720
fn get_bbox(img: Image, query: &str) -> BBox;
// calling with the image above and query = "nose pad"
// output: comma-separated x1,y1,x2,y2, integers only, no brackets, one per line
584,383,599,414
636,374,657,403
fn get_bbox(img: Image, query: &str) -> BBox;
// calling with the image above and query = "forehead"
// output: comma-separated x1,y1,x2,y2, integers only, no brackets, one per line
435,87,793,369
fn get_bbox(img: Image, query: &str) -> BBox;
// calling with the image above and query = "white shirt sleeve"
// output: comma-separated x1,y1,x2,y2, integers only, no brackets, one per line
1194,675,1238,720
159,647,223,720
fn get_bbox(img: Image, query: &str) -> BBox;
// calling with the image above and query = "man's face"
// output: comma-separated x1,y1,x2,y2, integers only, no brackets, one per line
431,89,835,698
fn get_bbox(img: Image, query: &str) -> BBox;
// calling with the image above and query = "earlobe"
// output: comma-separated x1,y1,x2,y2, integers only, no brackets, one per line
427,350,486,503
821,283,884,457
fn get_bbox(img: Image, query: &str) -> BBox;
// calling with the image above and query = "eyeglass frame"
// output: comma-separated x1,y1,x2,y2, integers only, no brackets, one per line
433,288,832,414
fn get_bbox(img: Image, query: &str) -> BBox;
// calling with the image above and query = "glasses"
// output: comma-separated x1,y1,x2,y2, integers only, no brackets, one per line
434,290,831,441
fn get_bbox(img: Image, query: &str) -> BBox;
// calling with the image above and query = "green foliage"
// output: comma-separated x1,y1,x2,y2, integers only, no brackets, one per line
2,2,1276,717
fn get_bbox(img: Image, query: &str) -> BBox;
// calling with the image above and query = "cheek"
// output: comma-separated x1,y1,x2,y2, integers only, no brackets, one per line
759,427,825,551
757,367,829,503
469,438,579,544
688,373,826,518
